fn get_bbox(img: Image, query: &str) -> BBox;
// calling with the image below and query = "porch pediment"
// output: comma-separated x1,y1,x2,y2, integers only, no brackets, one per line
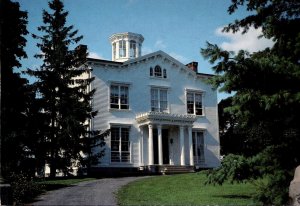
136,112,197,125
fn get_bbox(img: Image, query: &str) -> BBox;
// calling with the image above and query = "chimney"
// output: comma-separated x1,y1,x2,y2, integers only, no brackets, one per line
76,44,87,52
186,62,198,72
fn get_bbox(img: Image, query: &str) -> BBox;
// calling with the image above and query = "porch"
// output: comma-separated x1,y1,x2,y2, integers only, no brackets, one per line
136,112,202,168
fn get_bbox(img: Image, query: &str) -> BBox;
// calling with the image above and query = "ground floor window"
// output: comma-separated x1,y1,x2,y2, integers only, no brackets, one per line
192,130,205,164
111,126,130,163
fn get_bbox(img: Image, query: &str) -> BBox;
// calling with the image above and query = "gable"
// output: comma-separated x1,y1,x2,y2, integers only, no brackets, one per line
87,50,214,82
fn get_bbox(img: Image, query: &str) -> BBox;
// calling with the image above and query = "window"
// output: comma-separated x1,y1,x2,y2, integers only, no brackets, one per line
119,40,126,57
129,40,136,58
150,67,153,76
151,65,167,78
187,92,203,115
192,131,205,164
111,127,130,163
113,42,116,60
110,84,129,109
151,88,168,112
163,69,167,78
154,65,162,77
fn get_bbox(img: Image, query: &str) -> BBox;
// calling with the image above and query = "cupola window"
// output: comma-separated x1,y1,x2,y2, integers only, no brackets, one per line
119,40,126,58
130,40,136,58
113,42,116,60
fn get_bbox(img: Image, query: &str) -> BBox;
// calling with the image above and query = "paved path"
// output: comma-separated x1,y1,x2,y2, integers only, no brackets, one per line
32,176,149,206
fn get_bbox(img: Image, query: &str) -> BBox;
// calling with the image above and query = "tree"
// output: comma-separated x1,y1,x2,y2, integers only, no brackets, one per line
201,0,300,204
28,0,97,178
0,0,34,178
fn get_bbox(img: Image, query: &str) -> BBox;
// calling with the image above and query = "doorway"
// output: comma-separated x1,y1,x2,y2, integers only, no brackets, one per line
162,129,169,164
153,129,169,165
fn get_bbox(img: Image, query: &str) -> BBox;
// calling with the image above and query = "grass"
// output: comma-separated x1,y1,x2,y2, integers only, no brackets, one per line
117,172,259,205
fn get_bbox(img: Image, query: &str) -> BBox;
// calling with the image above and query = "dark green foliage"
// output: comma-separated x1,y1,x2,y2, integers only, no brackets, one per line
9,173,44,204
28,0,101,177
206,145,297,204
206,154,254,185
80,129,110,174
202,0,300,205
0,0,35,178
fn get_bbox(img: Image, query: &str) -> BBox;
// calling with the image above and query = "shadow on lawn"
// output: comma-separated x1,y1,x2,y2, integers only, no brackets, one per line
213,194,252,199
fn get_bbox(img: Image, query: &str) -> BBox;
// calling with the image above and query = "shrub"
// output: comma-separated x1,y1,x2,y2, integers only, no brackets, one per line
9,173,44,204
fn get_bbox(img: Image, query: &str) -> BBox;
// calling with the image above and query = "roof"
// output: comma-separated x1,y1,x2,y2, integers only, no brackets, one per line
87,50,215,78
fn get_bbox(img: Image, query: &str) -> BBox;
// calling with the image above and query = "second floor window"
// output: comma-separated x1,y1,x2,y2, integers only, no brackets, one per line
151,88,168,112
187,92,203,115
110,84,129,109
119,40,126,57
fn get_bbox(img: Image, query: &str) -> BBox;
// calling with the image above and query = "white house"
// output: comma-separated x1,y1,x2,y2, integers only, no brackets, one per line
87,32,220,175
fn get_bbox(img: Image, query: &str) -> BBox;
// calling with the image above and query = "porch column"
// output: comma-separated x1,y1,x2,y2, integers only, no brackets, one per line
179,126,185,165
188,126,194,166
148,124,154,165
157,125,163,165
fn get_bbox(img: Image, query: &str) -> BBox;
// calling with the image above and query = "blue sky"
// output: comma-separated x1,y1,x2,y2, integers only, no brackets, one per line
17,0,274,101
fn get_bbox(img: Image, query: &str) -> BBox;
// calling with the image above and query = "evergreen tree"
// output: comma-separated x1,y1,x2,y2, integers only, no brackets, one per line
28,0,96,178
201,0,300,204
0,0,33,178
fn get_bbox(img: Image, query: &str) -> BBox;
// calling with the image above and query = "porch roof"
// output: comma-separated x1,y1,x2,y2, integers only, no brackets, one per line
136,112,197,126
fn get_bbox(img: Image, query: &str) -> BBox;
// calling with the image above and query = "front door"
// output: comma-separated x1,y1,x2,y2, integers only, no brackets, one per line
153,129,170,165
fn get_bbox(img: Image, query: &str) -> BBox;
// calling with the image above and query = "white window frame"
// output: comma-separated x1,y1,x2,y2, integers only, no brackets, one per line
110,125,131,163
151,65,167,79
129,40,136,58
110,84,129,110
151,87,168,112
119,40,126,58
186,90,204,116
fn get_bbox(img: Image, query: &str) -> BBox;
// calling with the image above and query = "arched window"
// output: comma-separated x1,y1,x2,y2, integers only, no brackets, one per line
130,40,136,58
119,40,126,57
150,67,153,76
154,65,162,77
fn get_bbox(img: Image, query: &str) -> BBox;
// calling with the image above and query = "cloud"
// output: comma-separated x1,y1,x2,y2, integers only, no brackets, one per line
154,40,167,50
88,51,104,59
169,52,189,63
142,47,154,55
216,26,274,53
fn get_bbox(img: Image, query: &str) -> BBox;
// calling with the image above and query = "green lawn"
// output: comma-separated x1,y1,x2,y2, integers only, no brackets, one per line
117,172,259,205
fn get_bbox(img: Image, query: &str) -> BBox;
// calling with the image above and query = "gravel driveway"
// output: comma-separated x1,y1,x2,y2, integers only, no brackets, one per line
32,176,149,206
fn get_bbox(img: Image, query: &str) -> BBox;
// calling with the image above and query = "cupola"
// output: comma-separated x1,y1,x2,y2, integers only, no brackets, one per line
109,32,144,62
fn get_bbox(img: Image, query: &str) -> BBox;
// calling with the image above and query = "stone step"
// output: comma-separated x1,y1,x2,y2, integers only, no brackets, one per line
159,165,194,175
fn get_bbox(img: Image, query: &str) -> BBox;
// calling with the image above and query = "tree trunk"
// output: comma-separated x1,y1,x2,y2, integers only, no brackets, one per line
49,150,57,178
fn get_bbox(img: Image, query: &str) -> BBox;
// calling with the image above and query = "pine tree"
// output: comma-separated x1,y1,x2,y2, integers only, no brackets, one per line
201,0,300,204
28,0,96,178
0,0,33,178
